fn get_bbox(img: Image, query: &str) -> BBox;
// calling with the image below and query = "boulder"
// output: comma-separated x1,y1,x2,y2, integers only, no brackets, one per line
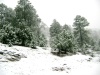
0,49,27,62
6,55,21,61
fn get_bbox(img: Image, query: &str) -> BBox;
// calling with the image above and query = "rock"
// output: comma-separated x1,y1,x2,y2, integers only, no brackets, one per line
6,52,24,61
1,50,7,55
63,64,67,66
52,67,65,71
7,51,15,56
42,47,47,50
66,52,73,56
5,51,27,61
19,53,27,58
6,55,21,61
87,58,92,61
13,54,21,58
67,67,71,70
0,51,3,55
0,58,8,62
3,51,20,61
0,47,27,62
3,50,7,52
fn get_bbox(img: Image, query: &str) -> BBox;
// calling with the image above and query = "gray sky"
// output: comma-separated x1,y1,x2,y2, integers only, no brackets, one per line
0,0,100,29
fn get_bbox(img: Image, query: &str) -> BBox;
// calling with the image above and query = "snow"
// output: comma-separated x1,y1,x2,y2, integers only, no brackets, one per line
0,43,100,75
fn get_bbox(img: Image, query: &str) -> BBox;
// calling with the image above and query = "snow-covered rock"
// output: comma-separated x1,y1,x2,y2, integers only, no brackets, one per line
0,44,27,62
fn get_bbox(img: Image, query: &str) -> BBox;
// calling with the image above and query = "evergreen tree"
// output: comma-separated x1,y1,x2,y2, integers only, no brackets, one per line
0,24,16,46
51,29,74,55
73,15,89,50
0,1,47,48
50,19,61,37
0,3,16,45
62,24,71,32
14,0,42,46
0,3,15,28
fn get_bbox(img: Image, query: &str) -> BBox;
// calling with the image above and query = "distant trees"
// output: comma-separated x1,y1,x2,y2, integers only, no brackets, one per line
89,29,100,51
0,0,47,48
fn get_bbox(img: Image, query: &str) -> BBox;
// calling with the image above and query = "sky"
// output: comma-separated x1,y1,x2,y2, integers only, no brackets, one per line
0,0,100,29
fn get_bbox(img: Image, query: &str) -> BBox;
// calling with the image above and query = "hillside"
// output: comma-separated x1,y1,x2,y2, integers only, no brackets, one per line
0,43,100,75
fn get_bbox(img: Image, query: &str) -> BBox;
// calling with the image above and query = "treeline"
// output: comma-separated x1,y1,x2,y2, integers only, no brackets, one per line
0,0,99,55
50,16,100,55
0,0,47,48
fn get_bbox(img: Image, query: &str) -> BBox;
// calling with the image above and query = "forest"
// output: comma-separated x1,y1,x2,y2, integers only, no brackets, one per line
0,0,100,56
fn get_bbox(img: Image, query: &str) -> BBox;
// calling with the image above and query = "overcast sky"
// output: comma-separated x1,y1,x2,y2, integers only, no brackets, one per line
0,0,100,29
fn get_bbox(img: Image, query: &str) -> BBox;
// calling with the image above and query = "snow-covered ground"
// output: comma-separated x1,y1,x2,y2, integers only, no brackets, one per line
0,43,100,75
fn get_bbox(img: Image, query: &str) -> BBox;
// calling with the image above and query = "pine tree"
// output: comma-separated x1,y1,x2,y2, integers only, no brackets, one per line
62,24,71,32
15,0,41,27
0,3,15,28
0,3,16,45
50,19,61,37
0,1,47,47
14,0,40,46
50,20,75,55
51,29,74,55
73,15,89,51
14,0,47,47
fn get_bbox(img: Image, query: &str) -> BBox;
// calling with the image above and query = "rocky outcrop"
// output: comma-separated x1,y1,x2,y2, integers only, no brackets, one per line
0,49,27,62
